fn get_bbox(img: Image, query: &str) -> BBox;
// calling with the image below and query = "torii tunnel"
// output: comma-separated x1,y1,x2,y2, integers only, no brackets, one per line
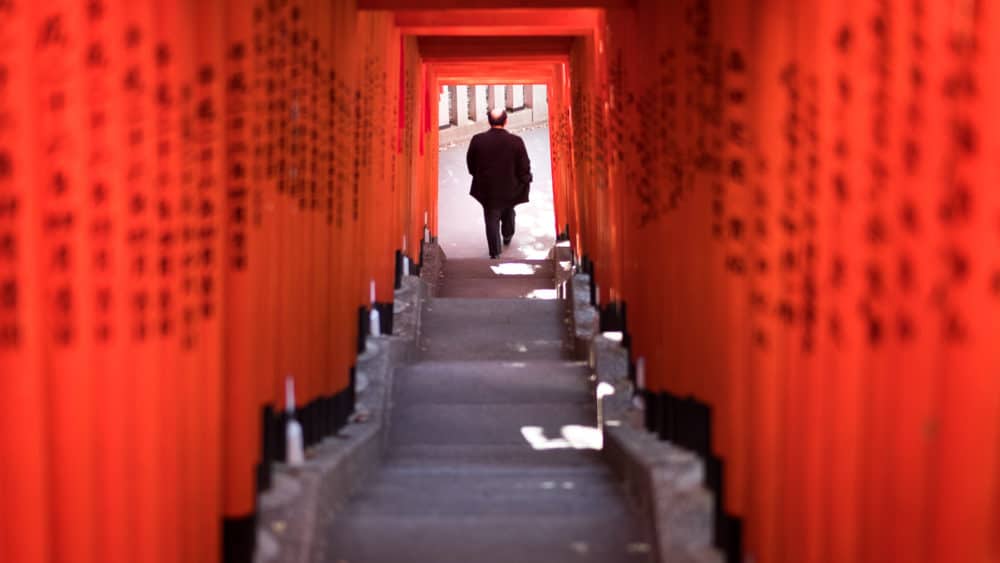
1,1,999,563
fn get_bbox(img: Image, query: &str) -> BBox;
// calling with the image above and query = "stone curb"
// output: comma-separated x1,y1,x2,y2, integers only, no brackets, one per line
419,240,446,298
569,272,599,357
254,275,427,563
603,428,723,563
568,271,723,563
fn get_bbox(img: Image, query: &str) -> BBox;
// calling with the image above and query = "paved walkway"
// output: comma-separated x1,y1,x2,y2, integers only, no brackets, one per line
437,124,556,260
323,257,653,563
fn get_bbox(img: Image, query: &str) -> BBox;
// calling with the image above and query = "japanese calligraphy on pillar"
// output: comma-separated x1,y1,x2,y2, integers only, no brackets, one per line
251,3,268,231
154,34,180,339
325,68,335,226
722,47,750,277
122,18,153,342
227,39,250,271
36,9,80,348
860,3,892,348
84,1,118,346
0,3,22,350
193,53,218,323
937,1,982,343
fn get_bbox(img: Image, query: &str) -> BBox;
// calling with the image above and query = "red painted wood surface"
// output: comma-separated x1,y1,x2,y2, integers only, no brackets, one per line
0,4,50,562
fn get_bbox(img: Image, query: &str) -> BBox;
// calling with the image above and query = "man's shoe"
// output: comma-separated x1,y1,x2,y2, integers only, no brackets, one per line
502,237,512,246
489,253,499,259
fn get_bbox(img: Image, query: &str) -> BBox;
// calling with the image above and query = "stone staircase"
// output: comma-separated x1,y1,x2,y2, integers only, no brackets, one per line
322,256,653,563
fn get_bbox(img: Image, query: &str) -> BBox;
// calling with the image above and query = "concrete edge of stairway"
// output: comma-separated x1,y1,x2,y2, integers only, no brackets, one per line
602,428,725,563
419,240,447,297
253,274,429,563
569,273,724,563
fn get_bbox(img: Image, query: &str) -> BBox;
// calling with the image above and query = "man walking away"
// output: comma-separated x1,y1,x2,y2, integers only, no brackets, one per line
466,108,533,259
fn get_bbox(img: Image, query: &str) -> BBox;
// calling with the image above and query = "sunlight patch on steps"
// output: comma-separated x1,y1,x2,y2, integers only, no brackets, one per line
525,288,558,300
490,262,541,276
520,425,603,450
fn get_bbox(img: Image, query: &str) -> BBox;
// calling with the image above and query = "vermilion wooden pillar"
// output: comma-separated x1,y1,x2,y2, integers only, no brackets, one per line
121,3,165,562
32,2,98,562
0,4,50,562
855,2,899,562
928,2,1000,562
271,0,293,449
624,0,655,406
248,0,280,492
82,1,133,562
313,0,332,432
222,0,260,559
772,2,809,562
152,2,186,561
191,0,226,559
333,0,347,422
547,74,565,241
828,1,867,561
171,1,201,559
748,1,793,558
796,2,834,561
881,0,936,560
716,0,752,526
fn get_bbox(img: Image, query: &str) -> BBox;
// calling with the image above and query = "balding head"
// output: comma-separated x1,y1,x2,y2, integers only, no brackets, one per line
487,108,508,128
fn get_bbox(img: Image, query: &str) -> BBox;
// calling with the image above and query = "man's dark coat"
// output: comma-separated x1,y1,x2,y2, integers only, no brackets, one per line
466,128,533,209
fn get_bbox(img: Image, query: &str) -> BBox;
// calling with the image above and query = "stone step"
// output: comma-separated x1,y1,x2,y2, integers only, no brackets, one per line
347,471,628,517
437,276,558,299
419,298,571,361
319,244,653,563
438,259,557,298
388,403,599,447
394,360,592,405
383,444,608,474
444,258,556,279
323,514,653,563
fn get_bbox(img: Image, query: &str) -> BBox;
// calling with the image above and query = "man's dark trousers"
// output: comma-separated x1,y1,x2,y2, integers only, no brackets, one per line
484,206,515,258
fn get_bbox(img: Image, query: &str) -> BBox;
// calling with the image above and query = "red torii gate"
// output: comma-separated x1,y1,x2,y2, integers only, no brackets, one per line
2,3,999,563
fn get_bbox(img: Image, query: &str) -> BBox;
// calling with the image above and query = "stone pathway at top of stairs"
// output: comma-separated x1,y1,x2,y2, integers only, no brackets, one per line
321,255,654,563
